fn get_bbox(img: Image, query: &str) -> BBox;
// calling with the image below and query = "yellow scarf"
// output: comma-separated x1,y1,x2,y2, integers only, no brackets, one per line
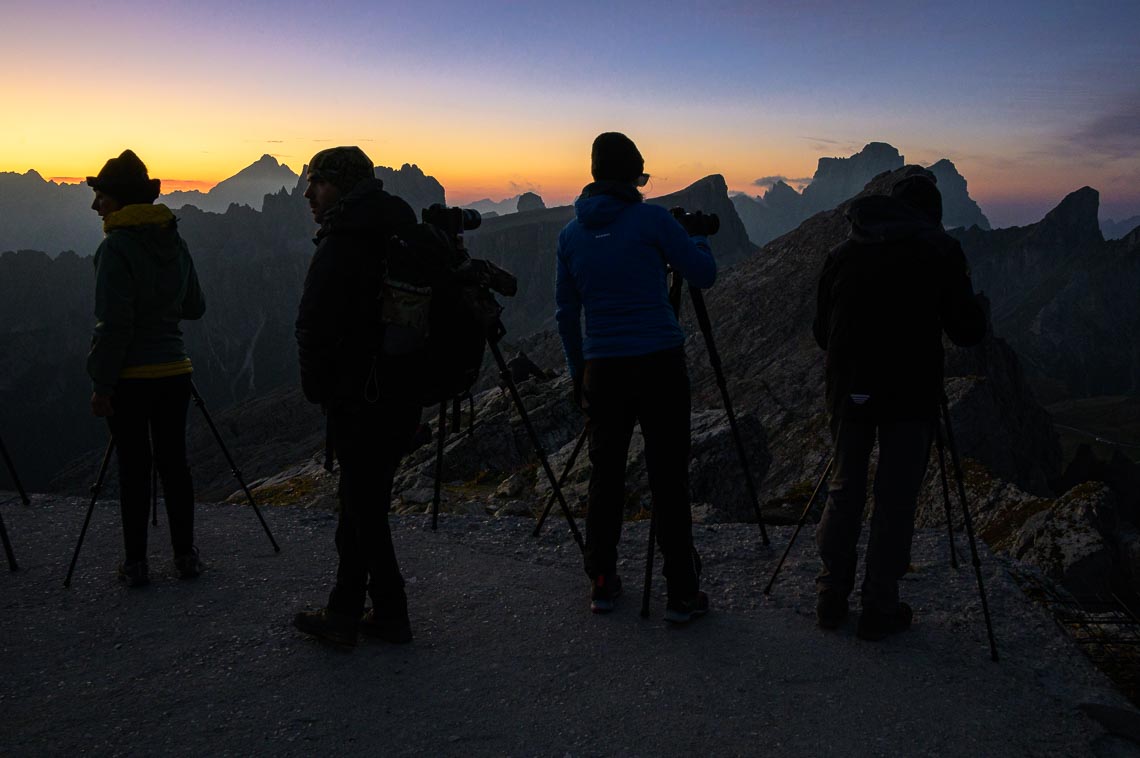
103,204,175,233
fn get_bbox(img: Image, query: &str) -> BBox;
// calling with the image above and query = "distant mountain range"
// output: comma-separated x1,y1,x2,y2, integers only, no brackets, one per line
732,142,991,246
160,155,298,213
463,191,547,217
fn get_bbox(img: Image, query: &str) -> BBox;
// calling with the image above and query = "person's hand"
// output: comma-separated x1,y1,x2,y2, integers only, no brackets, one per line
91,392,114,417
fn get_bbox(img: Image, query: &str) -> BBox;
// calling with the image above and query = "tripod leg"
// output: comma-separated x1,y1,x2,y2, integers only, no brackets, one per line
689,288,769,545
189,383,280,553
940,398,999,662
0,432,31,506
150,447,159,528
0,508,17,571
489,341,585,553
934,426,958,569
431,400,446,531
764,458,834,595
64,438,115,587
533,423,589,538
640,506,657,618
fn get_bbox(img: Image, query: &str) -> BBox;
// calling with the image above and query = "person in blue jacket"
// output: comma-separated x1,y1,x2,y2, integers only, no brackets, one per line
555,132,716,623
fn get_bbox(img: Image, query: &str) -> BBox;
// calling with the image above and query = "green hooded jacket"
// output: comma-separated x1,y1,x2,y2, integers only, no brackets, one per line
87,204,206,395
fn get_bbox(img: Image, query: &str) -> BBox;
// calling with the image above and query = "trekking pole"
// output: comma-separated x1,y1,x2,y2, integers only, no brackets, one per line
0,508,16,571
764,457,833,595
150,458,159,528
933,424,959,569
940,397,998,662
189,383,280,553
0,432,31,506
533,423,588,538
64,437,114,587
431,400,447,531
487,337,585,553
688,286,769,546
640,506,658,618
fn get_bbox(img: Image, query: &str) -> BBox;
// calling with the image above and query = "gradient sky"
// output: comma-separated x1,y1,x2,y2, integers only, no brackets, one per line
3,0,1138,226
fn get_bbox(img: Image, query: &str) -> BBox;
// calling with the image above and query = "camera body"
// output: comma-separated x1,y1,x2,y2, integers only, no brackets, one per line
670,207,720,236
422,204,482,237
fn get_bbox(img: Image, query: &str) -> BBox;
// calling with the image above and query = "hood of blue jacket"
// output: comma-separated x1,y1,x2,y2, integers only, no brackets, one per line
574,181,641,229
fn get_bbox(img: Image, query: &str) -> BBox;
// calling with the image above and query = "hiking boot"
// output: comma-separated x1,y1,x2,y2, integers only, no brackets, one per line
118,560,150,588
359,607,413,644
816,592,849,630
293,608,359,647
590,574,622,614
174,547,202,580
856,602,913,641
665,591,709,624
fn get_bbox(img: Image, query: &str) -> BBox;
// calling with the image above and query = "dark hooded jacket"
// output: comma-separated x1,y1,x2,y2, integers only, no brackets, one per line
295,179,417,409
813,194,986,421
87,204,205,395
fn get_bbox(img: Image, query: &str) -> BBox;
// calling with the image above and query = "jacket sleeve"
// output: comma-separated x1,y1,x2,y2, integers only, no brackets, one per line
295,242,345,405
813,249,837,350
939,240,986,347
656,209,716,289
554,230,585,380
180,250,206,321
87,239,136,395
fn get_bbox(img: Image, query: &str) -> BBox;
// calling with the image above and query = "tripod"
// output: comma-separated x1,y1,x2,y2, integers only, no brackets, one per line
638,270,771,617
1,430,29,571
429,318,585,553
64,381,280,587
763,398,998,661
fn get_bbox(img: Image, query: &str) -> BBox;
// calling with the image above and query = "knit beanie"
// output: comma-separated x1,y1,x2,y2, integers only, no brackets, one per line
86,150,161,205
591,132,644,182
890,174,943,226
307,146,375,195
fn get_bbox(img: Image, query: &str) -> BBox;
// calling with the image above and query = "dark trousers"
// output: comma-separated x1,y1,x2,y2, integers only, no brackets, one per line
816,415,933,613
326,400,421,617
107,374,195,563
583,348,699,599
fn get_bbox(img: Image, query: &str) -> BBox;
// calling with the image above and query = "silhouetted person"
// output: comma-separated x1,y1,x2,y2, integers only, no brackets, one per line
555,132,716,622
813,172,986,639
87,149,206,587
292,146,420,647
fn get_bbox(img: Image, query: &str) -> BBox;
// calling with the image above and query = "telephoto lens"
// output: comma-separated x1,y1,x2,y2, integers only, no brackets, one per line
422,204,483,235
669,207,720,236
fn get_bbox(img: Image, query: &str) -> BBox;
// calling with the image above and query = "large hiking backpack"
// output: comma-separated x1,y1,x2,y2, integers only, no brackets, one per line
376,208,517,409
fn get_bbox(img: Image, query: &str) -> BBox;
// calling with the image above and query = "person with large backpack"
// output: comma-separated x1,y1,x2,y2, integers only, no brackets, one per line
812,172,986,640
292,146,422,648
555,132,716,623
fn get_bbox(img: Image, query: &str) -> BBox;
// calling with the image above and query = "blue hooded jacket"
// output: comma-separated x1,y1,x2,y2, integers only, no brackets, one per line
555,182,716,379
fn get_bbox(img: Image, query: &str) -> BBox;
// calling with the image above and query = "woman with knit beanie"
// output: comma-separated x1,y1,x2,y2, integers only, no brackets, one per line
87,150,206,587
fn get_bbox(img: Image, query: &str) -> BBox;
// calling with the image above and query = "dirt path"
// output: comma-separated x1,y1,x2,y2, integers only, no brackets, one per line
2,495,1138,756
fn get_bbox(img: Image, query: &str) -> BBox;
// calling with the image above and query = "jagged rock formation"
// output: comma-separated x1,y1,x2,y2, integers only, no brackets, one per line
0,170,102,255
1102,215,1140,240
373,164,446,216
732,143,990,246
516,192,546,213
161,155,298,213
465,174,755,339
954,187,1140,399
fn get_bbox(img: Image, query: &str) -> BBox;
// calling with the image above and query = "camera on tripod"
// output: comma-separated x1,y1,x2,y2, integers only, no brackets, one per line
670,207,720,236
422,204,482,237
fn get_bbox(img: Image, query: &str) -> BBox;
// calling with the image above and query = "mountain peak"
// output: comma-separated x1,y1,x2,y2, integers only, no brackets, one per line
1041,187,1102,244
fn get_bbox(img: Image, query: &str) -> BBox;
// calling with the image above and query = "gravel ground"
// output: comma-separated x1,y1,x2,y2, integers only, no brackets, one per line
2,492,1139,757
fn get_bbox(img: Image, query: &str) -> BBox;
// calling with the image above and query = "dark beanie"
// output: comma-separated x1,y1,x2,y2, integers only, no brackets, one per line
86,150,161,205
307,146,375,195
591,132,644,182
890,174,943,225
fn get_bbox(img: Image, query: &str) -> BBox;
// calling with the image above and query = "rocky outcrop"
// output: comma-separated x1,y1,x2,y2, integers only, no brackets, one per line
374,163,446,216
516,192,546,213
954,187,1140,398
733,143,990,246
161,155,298,213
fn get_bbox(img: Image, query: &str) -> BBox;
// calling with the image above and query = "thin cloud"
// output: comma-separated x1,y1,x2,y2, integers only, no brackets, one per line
508,180,542,194
1069,97,1140,159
